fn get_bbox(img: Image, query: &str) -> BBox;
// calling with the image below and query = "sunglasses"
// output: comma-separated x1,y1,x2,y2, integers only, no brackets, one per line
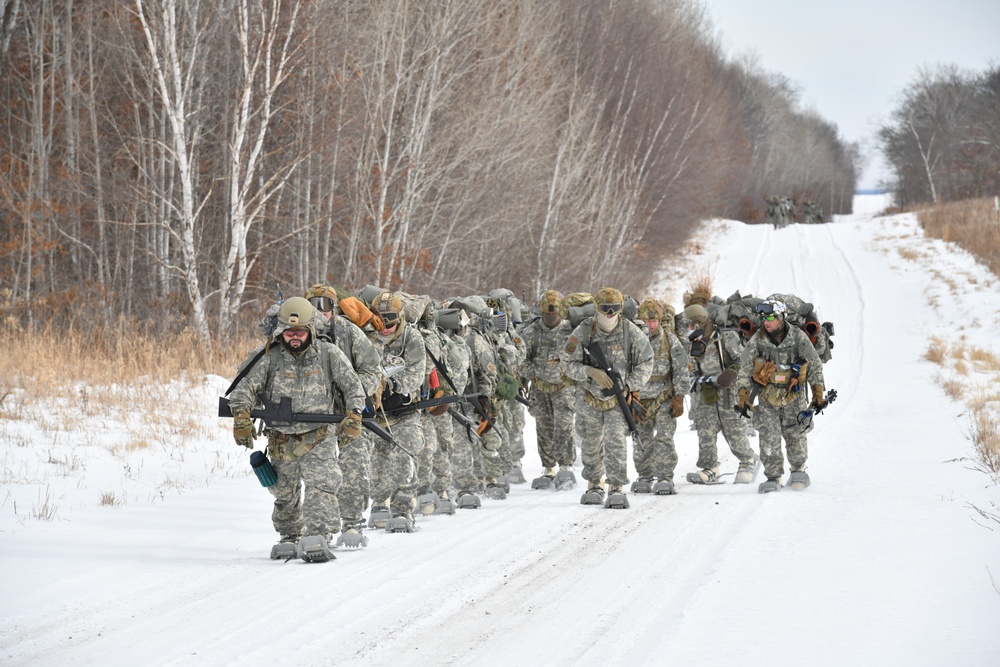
380,311,400,325
308,296,336,313
283,327,309,337
597,303,622,315
762,314,778,322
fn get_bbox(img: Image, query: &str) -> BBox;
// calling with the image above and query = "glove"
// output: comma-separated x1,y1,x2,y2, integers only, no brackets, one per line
232,409,255,448
810,384,825,411
670,395,685,418
735,387,753,415
752,359,776,385
336,411,363,440
587,367,615,390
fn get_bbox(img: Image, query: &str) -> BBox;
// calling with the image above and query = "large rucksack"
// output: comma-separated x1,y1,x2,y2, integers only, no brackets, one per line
773,293,834,363
563,292,596,328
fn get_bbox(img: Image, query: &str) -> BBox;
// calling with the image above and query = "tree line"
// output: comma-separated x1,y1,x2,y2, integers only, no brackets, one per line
0,0,858,341
878,63,1000,206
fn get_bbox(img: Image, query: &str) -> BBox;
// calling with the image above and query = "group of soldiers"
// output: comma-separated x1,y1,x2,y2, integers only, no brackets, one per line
765,196,825,227
227,281,834,562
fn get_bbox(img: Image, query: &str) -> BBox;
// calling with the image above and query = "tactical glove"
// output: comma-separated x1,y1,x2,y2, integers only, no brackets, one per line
336,411,363,440
735,387,753,416
587,367,615,391
233,409,255,448
810,384,825,411
670,395,685,418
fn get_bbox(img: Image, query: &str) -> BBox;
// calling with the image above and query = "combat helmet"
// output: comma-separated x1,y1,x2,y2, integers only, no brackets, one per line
372,291,405,339
274,296,317,338
304,284,338,314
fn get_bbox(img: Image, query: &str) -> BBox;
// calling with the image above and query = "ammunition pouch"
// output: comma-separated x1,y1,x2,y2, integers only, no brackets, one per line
700,382,719,405
267,425,329,462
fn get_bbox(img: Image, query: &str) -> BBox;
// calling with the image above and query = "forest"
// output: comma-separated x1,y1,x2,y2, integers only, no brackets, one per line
0,0,859,340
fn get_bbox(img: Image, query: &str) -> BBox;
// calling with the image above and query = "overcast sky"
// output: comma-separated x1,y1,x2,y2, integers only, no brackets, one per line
700,0,1000,189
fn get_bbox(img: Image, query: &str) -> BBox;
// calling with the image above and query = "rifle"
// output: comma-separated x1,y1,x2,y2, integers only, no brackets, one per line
585,339,641,442
218,395,413,457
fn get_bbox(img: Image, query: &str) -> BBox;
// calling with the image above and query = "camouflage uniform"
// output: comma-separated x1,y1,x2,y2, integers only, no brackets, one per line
486,316,526,480
737,318,824,481
519,305,576,470
434,328,471,496
452,317,499,493
367,298,426,518
634,325,690,481
562,292,653,490
689,324,756,470
229,332,366,540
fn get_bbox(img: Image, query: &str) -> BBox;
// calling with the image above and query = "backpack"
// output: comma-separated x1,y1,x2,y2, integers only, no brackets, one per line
563,292,596,328
773,293,834,363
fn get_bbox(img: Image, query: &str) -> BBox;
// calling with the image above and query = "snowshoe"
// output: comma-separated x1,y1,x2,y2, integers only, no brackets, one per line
270,536,298,561
604,487,629,509
652,479,677,495
335,527,368,549
368,505,392,529
456,492,482,509
687,468,724,485
531,474,555,490
416,491,439,515
433,495,456,515
788,470,811,491
554,468,578,490
631,477,654,494
297,535,336,562
496,475,511,494
734,455,762,485
758,477,783,494
580,484,605,506
507,465,527,484
484,483,507,500
385,512,419,533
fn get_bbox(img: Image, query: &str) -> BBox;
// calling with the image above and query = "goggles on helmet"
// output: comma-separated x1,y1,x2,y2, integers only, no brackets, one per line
755,300,787,316
308,296,336,313
380,311,400,325
597,303,622,316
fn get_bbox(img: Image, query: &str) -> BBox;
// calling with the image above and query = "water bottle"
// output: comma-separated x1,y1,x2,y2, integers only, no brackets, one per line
250,451,277,487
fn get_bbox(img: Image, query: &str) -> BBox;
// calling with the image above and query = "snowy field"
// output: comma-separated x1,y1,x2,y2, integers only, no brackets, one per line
2,194,999,666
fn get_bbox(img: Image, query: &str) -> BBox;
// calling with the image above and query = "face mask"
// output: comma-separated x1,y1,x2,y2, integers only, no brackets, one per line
596,311,619,332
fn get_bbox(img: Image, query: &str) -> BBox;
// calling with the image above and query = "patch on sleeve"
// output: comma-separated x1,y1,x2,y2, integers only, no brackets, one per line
565,335,578,355
486,362,497,375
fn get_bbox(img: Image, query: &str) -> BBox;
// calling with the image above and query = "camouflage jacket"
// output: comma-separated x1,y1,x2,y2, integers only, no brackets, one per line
438,330,472,395
737,324,824,408
517,318,574,390
463,327,498,397
229,339,366,436
690,327,742,406
639,329,690,401
367,323,426,399
562,317,653,402
317,313,382,397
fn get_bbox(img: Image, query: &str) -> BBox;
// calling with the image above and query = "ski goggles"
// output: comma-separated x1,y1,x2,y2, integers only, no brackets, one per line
761,313,778,322
597,303,623,315
308,296,337,313
380,311,400,325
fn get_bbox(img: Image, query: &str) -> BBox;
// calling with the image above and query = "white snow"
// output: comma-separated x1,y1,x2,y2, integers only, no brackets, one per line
2,194,999,666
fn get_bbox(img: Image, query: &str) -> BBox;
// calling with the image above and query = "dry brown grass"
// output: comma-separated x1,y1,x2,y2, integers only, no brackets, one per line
0,318,254,403
969,409,1000,481
924,337,947,366
917,198,1000,278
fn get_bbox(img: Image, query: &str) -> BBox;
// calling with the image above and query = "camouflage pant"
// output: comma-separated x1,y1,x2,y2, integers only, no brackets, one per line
371,412,421,514
450,417,480,495
528,387,576,468
753,401,809,479
336,430,372,528
431,413,454,496
416,412,438,494
268,430,342,537
691,398,755,469
482,403,511,481
635,407,678,480
508,398,526,463
576,401,629,486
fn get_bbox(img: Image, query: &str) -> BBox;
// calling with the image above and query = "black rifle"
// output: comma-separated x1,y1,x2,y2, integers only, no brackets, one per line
586,339,641,442
219,395,413,457
384,392,480,418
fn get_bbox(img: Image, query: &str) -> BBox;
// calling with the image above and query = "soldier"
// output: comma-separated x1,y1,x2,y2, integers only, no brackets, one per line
518,290,577,489
631,298,690,495
685,303,758,485
229,296,366,562
562,287,653,506
483,292,527,492
366,291,426,532
302,284,382,547
735,297,825,492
